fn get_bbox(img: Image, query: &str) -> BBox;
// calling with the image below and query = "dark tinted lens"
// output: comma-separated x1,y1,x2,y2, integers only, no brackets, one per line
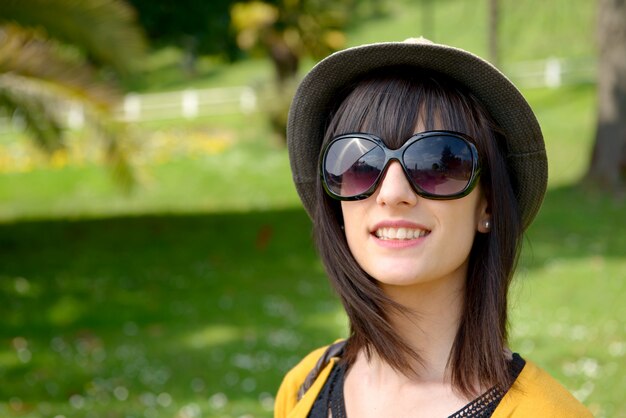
403,135,474,196
324,137,385,197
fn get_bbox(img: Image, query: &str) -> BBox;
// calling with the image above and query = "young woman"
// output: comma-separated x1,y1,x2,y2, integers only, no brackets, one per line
275,39,592,417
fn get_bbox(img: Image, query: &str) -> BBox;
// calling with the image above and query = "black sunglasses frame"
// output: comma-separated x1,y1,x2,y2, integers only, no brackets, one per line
320,130,482,201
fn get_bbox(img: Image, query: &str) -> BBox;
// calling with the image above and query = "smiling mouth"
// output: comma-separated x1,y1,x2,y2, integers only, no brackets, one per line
374,227,431,240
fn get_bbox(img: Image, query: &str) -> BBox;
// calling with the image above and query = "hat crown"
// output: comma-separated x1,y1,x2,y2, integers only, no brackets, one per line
403,36,434,45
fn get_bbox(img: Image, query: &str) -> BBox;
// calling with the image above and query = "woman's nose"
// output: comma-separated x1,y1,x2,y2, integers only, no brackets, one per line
375,161,418,207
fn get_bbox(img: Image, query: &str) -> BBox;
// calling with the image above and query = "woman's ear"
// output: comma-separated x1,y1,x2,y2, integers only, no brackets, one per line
478,217,492,233
476,192,492,233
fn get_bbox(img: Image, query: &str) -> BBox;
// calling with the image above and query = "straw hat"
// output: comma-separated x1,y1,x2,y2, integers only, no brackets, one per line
287,38,547,229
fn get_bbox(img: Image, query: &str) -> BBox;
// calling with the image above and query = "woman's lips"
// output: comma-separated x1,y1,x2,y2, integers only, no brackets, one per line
370,221,431,246
374,227,430,240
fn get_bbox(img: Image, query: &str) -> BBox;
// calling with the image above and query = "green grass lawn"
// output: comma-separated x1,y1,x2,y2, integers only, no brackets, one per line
0,209,339,417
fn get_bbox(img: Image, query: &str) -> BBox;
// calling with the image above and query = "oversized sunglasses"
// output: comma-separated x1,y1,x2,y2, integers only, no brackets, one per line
320,130,481,200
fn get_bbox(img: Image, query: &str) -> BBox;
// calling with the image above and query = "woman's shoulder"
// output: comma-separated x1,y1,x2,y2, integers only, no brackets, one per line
279,343,335,390
274,341,344,418
493,358,594,418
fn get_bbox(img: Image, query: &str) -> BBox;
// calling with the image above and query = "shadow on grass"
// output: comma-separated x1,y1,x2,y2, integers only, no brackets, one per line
521,183,625,268
0,184,623,417
0,207,343,417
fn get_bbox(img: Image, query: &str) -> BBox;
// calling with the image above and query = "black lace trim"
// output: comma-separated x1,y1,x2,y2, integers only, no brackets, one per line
308,360,347,418
448,385,504,417
448,353,525,417
308,354,526,418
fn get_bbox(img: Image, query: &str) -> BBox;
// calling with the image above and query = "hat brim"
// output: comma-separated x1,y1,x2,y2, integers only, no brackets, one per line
287,40,547,229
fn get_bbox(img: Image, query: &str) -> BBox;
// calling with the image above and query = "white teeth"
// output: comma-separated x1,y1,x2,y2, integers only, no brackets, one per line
374,227,429,240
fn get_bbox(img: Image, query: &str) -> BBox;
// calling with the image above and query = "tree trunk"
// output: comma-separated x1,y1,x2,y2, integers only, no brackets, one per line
421,0,434,40
488,0,499,68
265,32,299,88
586,0,626,192
180,35,198,77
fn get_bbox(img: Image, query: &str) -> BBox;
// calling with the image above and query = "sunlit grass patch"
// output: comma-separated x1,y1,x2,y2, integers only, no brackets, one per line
183,325,242,350
524,84,596,187
0,135,298,221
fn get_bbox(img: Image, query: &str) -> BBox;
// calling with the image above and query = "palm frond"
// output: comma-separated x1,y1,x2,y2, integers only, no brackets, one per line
0,0,146,74
0,23,123,152
0,71,135,188
0,1,143,188
0,24,120,109
0,82,64,152
0,23,135,188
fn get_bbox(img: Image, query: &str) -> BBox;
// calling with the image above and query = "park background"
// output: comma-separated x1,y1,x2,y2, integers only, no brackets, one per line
0,0,625,417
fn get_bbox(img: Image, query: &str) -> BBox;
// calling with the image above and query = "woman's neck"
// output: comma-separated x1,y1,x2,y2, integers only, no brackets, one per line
342,270,476,417
379,271,466,383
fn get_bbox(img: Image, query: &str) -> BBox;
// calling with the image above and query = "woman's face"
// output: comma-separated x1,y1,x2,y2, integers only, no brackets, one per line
341,141,489,290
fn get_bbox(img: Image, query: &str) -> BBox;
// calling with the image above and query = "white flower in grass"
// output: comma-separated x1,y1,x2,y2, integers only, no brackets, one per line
209,392,228,410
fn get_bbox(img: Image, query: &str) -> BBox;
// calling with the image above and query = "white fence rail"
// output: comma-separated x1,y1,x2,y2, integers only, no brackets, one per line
504,57,596,89
117,86,257,123
0,57,596,132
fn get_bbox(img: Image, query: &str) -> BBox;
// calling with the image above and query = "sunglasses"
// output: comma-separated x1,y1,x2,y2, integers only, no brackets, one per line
320,130,481,200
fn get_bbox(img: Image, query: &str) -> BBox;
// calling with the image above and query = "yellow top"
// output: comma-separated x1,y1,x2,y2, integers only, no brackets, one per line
274,344,594,418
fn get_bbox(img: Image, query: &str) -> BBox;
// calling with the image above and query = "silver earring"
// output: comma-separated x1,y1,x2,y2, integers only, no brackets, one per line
484,220,491,230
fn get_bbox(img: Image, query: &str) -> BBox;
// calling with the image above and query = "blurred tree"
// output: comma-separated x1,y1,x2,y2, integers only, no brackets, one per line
585,0,626,193
231,0,352,85
126,0,240,74
230,0,350,140
0,0,146,184
230,0,349,86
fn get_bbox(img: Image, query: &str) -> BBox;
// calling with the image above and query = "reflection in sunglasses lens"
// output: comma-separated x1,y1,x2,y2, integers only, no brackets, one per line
404,136,473,196
325,138,384,197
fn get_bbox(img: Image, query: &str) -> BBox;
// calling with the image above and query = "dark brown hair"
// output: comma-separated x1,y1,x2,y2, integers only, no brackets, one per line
313,67,523,396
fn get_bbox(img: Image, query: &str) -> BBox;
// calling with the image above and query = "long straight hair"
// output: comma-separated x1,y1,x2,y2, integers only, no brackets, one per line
313,67,523,397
